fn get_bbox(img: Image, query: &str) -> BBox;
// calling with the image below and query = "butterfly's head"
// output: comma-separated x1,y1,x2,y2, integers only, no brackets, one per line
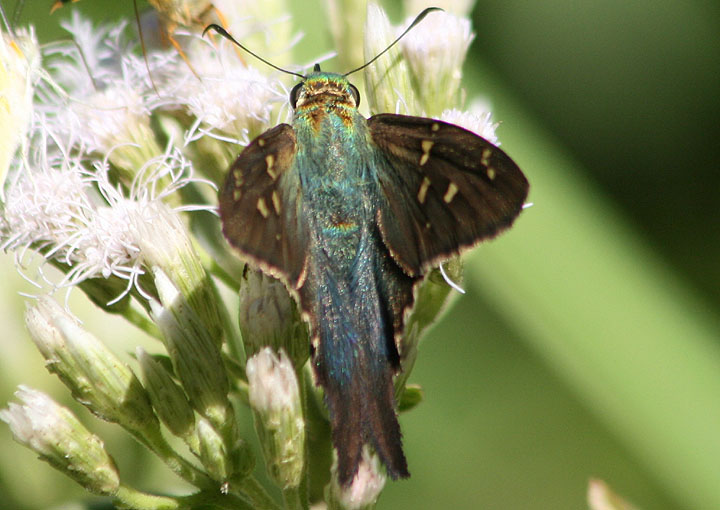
289,65,360,111
204,8,442,113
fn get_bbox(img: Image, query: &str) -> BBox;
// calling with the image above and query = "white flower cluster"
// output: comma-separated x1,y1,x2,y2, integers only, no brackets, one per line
0,8,293,302
0,130,206,300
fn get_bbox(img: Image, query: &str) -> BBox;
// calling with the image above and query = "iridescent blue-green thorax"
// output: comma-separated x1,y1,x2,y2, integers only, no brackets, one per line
291,73,365,178
291,72,377,294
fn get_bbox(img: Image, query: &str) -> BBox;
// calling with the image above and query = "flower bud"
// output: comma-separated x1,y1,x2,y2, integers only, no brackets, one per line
136,347,197,445
363,4,420,115
0,386,120,496
238,268,308,368
246,348,305,489
25,297,159,436
151,267,232,432
132,202,224,346
328,447,386,510
400,10,474,115
196,415,255,483
196,417,231,482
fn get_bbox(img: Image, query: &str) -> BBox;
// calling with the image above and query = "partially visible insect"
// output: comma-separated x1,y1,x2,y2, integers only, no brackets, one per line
51,0,231,74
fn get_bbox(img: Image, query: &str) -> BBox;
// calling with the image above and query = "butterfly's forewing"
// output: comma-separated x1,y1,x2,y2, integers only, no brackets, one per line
368,114,529,276
218,123,309,288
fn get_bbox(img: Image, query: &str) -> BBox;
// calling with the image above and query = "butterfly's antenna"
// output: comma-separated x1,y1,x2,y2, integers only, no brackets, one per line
133,0,161,95
343,6,442,77
203,23,306,80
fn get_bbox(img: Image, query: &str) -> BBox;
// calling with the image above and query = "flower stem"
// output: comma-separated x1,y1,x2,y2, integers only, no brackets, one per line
282,486,307,510
131,427,214,490
114,485,181,510
232,476,283,510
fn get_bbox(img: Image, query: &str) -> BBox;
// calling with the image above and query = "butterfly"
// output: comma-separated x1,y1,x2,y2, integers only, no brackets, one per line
215,11,529,486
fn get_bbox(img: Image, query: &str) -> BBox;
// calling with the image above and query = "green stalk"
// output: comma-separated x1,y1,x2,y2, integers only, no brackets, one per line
232,476,283,510
114,485,181,510
131,426,214,490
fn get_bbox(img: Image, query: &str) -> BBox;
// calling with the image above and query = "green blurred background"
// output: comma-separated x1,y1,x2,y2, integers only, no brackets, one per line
1,1,719,509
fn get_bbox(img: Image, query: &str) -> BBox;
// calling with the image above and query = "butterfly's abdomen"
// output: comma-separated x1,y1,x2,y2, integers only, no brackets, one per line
303,226,409,486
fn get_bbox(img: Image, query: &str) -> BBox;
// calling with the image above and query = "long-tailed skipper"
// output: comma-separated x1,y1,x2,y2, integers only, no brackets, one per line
211,8,529,486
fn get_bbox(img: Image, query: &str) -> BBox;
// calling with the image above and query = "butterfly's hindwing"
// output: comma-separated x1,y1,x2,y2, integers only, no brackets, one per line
368,113,529,276
218,123,309,288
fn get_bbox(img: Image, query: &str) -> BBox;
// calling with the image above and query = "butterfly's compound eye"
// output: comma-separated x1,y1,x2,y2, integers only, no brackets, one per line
290,82,303,108
349,83,360,108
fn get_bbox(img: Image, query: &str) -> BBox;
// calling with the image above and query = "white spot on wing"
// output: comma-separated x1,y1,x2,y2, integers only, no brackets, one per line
443,182,459,203
419,140,434,166
257,198,270,218
417,176,431,204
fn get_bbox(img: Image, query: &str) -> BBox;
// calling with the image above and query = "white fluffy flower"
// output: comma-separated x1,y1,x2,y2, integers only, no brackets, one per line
0,123,209,301
441,99,498,144
38,12,171,161
166,36,288,145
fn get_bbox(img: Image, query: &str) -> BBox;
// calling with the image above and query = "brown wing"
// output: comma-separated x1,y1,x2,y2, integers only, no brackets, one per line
368,113,529,276
219,124,309,288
